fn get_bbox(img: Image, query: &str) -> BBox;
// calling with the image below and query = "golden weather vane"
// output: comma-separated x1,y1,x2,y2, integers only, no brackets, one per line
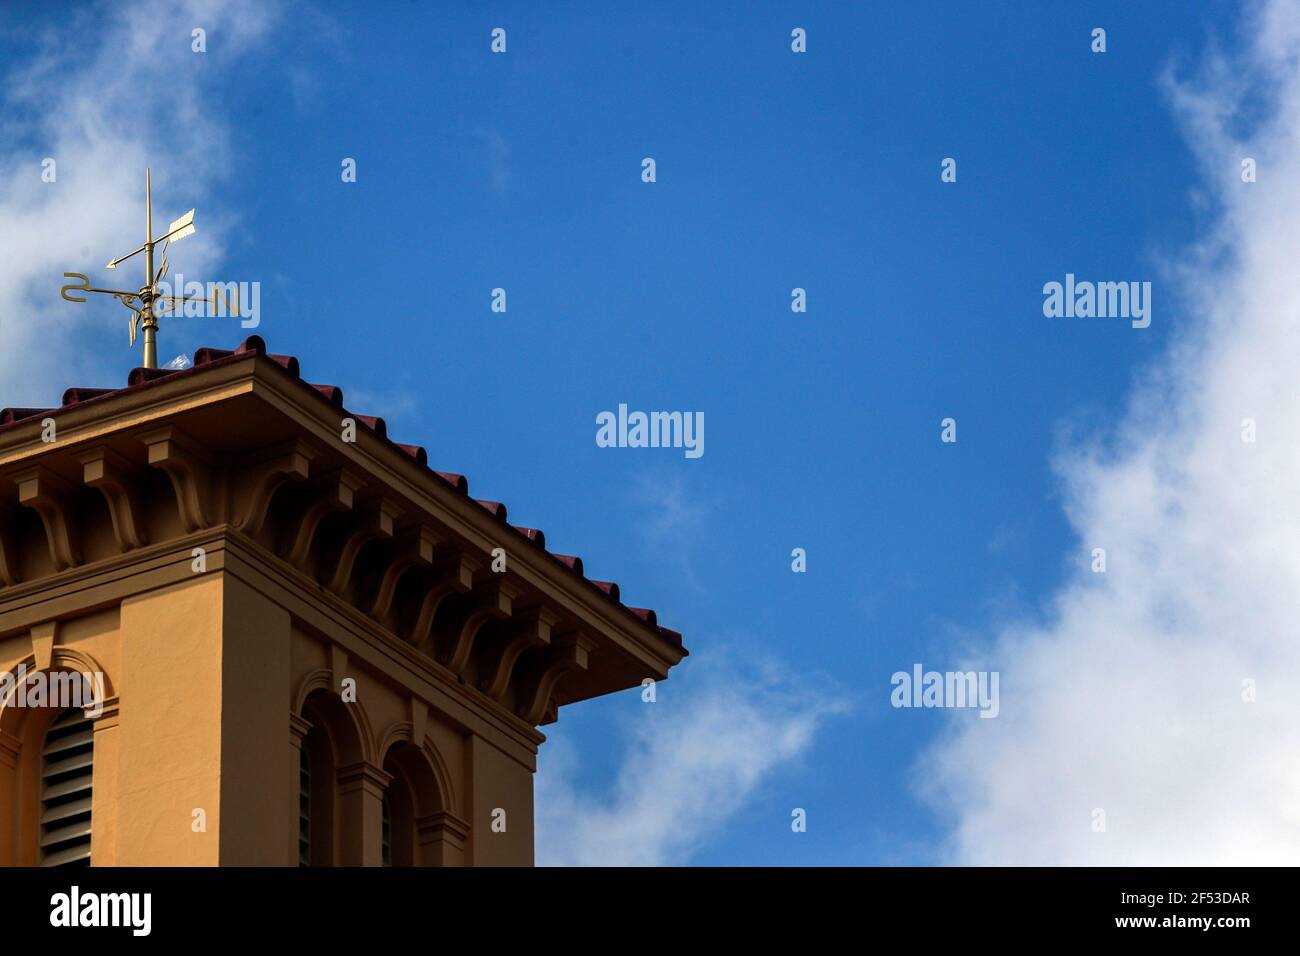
60,169,204,369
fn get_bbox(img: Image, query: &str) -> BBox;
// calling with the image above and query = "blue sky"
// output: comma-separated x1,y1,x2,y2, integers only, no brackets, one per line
6,0,1290,865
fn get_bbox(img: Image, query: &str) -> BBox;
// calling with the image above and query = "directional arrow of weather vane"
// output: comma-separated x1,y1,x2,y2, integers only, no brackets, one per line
60,169,209,369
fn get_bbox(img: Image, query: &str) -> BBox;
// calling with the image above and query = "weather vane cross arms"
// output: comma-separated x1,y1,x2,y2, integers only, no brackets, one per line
59,169,206,369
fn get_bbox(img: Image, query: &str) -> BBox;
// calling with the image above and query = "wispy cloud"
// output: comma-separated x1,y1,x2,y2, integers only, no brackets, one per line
0,0,282,403
920,0,1300,864
536,647,846,866
627,469,714,591
629,470,709,546
342,384,423,425
472,129,511,195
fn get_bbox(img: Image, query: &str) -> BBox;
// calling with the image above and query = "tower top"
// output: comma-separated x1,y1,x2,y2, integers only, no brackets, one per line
1,335,686,721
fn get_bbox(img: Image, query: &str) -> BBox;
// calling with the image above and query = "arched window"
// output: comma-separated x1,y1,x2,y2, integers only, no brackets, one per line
40,708,94,867
298,688,371,866
381,744,429,867
299,715,335,866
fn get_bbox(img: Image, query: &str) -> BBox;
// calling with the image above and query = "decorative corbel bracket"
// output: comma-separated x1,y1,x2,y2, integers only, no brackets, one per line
520,631,598,725
286,469,364,569
0,500,20,587
481,605,560,701
369,525,443,625
13,466,81,571
409,552,478,651
78,446,148,551
439,577,525,676
327,497,401,596
138,426,214,532
235,439,318,537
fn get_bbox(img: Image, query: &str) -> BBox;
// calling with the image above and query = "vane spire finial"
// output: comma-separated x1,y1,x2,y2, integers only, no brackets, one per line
63,169,201,369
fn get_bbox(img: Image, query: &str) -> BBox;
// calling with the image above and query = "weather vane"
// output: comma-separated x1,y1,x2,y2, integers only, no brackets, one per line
60,168,203,369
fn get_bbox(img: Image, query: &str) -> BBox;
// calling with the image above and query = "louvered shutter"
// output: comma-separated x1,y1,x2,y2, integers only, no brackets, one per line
40,709,94,867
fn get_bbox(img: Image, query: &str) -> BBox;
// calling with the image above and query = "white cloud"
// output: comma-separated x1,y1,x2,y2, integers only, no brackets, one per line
536,648,844,866
0,0,281,404
921,0,1300,864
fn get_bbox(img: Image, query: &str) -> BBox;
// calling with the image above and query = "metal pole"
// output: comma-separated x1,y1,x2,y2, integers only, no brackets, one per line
142,168,157,368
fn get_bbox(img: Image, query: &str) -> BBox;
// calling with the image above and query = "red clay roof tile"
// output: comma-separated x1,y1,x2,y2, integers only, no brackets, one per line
353,414,386,439
434,471,468,492
513,526,546,547
0,407,52,425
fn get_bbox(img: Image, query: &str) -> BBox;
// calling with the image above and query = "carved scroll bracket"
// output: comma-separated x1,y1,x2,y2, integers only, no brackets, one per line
13,466,81,571
78,446,148,551
138,426,215,532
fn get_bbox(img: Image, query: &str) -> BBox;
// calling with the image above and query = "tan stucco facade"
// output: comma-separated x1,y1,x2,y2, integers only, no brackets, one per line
0,340,685,866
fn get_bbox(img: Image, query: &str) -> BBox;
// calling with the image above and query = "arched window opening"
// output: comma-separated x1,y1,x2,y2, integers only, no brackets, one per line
299,696,339,867
382,743,432,867
40,708,94,867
